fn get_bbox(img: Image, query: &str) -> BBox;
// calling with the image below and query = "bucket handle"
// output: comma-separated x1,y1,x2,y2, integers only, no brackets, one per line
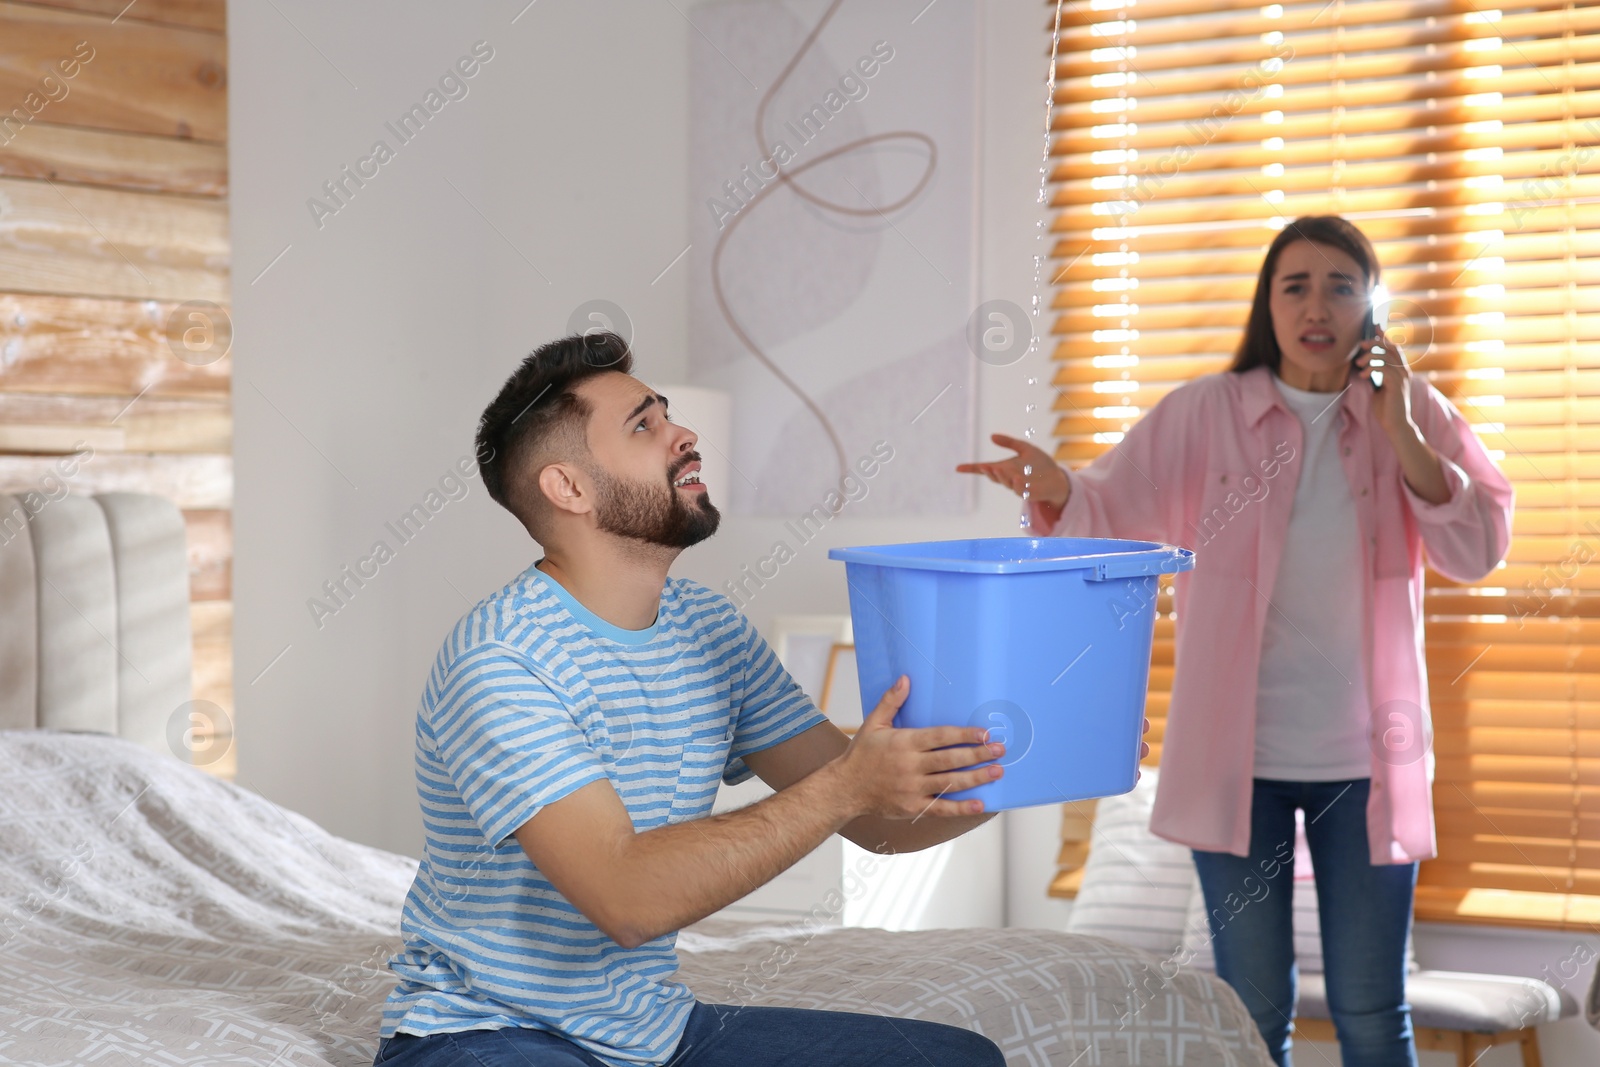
1085,547,1195,582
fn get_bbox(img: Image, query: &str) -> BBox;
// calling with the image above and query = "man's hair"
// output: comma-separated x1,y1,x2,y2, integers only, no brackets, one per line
1230,214,1380,374
475,331,634,533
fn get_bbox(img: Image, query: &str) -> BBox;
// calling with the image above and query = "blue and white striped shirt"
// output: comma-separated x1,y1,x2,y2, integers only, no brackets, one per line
380,564,827,1065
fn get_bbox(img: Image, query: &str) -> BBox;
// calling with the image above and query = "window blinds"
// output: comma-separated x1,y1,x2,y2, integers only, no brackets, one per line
1043,0,1600,929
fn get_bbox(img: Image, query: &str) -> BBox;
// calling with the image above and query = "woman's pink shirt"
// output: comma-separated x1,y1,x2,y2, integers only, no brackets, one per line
1029,365,1514,863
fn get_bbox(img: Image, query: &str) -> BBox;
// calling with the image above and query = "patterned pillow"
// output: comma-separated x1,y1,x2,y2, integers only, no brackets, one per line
1063,769,1197,956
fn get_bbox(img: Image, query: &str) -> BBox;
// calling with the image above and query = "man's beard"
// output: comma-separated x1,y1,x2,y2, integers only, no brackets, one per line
589,462,720,549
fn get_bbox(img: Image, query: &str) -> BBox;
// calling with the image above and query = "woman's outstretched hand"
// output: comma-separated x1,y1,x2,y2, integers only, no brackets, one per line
956,433,1071,527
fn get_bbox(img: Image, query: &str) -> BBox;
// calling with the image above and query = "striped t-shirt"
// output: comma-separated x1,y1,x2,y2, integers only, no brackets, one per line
379,563,827,1066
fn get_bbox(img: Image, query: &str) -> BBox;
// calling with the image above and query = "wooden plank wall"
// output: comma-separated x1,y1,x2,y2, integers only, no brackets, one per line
0,0,233,776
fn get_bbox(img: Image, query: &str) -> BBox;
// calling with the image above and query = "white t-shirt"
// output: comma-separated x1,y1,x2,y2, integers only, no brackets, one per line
1252,375,1372,781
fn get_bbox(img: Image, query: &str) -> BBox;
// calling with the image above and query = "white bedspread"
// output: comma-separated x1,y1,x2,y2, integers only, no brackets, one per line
0,732,1269,1066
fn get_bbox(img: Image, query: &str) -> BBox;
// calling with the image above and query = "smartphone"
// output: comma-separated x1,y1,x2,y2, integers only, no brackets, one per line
1362,285,1391,390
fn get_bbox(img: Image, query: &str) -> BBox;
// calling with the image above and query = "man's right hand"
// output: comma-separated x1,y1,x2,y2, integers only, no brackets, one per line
826,675,1004,819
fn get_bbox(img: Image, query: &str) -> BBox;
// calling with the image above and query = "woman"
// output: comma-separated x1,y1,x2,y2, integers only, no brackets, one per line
958,216,1513,1067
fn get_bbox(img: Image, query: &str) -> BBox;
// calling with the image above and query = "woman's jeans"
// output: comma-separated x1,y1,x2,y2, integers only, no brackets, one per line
1192,777,1418,1067
371,1001,1005,1066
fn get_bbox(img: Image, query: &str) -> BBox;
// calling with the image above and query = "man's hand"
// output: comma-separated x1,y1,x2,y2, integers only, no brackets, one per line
511,678,1009,948
826,675,1004,820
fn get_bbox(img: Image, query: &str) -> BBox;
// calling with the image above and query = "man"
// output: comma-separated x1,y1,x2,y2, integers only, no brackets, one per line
375,332,1009,1066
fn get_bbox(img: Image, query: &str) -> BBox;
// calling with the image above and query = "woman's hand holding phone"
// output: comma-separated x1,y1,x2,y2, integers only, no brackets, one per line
1353,324,1418,444
1355,323,1455,504
955,433,1070,528
1359,308,1384,390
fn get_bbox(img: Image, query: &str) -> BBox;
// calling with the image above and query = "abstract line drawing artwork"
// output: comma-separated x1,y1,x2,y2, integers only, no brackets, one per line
689,0,979,517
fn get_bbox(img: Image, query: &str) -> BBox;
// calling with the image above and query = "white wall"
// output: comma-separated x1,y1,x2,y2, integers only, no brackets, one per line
229,0,693,856
230,0,1047,914
664,0,1054,930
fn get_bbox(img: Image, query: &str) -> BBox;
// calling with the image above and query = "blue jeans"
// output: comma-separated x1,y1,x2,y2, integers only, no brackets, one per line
371,1001,1005,1066
1192,778,1418,1067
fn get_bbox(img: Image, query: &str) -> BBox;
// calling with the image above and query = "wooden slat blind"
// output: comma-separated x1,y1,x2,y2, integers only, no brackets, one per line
1043,0,1600,929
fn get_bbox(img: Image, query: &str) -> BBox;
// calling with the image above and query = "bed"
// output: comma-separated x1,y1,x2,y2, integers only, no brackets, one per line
0,492,1272,1066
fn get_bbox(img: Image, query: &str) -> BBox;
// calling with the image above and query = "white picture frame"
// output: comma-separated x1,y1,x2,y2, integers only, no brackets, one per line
770,613,861,727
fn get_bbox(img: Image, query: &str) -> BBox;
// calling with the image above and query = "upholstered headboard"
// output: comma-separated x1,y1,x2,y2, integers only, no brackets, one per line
0,492,193,760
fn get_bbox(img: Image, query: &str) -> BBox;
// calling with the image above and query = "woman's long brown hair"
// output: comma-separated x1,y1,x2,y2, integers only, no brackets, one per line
1229,215,1382,374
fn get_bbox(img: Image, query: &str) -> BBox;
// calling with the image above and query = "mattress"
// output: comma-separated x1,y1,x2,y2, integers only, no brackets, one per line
0,731,1268,1066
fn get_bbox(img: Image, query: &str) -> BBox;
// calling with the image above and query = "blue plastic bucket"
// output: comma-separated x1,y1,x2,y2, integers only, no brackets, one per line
827,537,1195,810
